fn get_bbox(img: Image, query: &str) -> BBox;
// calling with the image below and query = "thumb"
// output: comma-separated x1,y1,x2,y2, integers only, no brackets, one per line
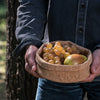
90,60,97,74
91,65,96,74
32,63,37,72
28,57,36,69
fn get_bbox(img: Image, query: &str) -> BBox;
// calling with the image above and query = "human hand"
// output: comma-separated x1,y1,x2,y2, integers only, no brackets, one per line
82,49,100,82
25,45,42,78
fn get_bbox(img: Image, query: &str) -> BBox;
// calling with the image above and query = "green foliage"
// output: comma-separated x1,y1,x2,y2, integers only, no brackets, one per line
0,6,7,16
0,1,7,18
0,1,7,34
0,31,6,41
0,19,6,33
0,1,7,99
0,41,6,100
0,82,6,100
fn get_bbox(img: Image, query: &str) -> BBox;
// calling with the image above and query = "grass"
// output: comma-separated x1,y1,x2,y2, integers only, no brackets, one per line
0,1,7,100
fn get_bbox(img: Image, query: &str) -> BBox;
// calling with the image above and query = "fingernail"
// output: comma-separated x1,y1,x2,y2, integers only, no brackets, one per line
93,68,96,73
32,65,35,71
32,65,36,71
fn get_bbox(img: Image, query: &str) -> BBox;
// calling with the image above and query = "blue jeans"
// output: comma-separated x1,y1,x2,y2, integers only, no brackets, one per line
35,78,100,100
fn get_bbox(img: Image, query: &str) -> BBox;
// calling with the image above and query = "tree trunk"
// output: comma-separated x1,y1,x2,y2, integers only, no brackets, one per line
6,0,38,100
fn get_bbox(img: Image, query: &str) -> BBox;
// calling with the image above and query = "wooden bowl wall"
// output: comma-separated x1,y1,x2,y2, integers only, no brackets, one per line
36,41,92,83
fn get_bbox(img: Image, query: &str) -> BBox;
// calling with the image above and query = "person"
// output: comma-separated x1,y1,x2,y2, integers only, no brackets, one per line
14,0,100,100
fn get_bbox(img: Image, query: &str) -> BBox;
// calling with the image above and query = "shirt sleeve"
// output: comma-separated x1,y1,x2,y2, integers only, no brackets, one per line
94,43,100,50
13,0,49,56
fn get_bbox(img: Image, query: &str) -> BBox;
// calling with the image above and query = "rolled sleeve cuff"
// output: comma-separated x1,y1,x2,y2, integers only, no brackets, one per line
13,38,43,56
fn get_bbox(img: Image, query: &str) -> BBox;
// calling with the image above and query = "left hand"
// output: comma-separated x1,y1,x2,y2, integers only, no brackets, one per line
82,49,100,82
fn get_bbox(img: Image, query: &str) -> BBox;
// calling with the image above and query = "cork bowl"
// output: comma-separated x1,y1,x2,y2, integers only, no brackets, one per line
36,41,92,83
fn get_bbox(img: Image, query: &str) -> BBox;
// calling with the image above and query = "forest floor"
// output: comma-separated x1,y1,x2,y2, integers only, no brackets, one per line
0,1,7,100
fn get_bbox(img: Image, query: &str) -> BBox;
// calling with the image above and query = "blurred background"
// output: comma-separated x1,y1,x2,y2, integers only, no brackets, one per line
0,0,7,100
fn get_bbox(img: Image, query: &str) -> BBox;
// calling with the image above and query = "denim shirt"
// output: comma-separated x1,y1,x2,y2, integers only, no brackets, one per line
14,0,100,80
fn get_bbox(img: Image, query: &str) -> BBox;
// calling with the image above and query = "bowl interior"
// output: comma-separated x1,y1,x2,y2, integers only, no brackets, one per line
38,41,90,58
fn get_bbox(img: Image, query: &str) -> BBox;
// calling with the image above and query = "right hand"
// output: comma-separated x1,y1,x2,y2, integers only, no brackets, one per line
25,45,41,78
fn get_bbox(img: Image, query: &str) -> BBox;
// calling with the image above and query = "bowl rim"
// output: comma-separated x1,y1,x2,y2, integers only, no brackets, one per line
36,41,92,71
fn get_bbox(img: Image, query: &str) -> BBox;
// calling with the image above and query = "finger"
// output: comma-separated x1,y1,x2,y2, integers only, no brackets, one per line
91,64,96,74
25,63,43,78
90,57,98,74
25,62,31,74
91,60,98,74
25,57,39,77
28,57,36,68
82,74,96,82
31,71,43,78
31,65,43,78
32,64,37,72
93,66,100,76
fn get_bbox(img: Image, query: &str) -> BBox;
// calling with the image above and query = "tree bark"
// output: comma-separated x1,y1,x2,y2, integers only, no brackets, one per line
6,0,38,100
